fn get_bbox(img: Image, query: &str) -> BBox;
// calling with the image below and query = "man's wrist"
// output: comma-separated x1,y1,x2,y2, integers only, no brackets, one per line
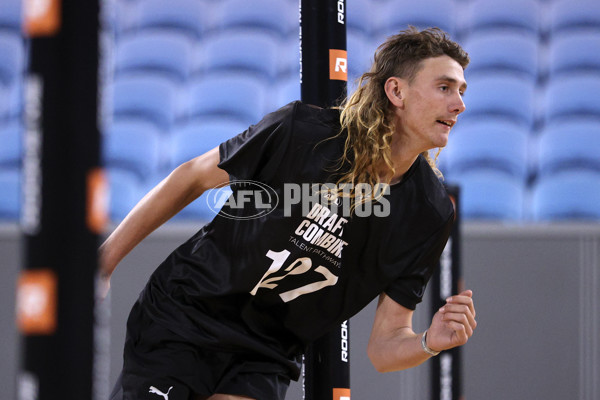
421,330,441,356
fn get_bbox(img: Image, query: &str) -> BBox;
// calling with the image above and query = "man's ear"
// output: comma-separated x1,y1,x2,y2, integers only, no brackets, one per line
384,76,406,108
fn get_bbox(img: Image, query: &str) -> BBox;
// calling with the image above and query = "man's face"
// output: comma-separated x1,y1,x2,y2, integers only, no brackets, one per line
396,55,467,152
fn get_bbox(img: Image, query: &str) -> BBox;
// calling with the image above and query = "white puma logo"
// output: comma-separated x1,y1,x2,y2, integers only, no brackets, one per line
149,386,173,400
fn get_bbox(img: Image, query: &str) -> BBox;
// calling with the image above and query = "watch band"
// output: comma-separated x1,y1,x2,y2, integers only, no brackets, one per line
421,330,441,356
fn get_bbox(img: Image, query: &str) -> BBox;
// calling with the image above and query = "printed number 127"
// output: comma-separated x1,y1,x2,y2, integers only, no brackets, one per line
250,249,338,302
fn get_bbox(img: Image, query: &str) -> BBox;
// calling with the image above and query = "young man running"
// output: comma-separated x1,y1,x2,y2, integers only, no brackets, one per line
102,27,477,400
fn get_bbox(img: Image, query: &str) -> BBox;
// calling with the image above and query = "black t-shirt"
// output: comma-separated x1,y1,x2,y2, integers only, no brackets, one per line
138,101,454,380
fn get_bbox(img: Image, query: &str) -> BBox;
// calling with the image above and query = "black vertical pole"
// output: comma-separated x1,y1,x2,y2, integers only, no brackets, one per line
430,185,463,400
300,0,347,108
17,1,107,399
300,1,349,400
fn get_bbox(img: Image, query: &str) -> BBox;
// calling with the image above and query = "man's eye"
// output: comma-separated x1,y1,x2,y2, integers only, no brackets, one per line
440,86,448,91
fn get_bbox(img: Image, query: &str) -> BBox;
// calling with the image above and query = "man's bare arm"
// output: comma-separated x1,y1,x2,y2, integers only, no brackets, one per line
98,147,229,296
368,291,476,372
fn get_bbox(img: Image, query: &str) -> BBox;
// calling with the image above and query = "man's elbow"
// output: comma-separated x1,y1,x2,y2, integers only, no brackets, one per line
367,342,393,373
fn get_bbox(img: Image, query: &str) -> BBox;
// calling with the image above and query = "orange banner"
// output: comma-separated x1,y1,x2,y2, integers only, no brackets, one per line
24,0,62,37
87,168,108,234
333,388,351,400
17,269,58,335
329,49,348,81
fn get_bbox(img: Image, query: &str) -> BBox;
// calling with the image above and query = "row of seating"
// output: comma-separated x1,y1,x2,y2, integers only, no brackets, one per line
105,69,600,131
102,117,244,180
59,114,592,190
440,118,600,181
101,0,600,223
107,71,298,130
453,169,600,221
3,0,596,42
463,30,600,80
102,115,600,185
108,27,600,84
3,29,600,129
462,72,600,129
356,27,600,89
107,0,600,39
2,0,600,223
6,166,598,222
114,30,300,81
3,167,600,222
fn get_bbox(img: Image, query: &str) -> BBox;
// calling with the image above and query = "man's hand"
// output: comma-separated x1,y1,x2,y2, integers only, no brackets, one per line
426,290,477,352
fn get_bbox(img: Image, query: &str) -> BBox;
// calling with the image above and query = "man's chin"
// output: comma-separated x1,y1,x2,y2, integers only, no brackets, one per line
433,137,449,148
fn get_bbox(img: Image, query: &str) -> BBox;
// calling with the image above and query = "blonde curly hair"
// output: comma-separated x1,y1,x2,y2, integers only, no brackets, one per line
335,27,469,203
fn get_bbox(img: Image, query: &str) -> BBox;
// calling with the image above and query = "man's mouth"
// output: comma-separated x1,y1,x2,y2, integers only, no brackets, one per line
437,120,455,127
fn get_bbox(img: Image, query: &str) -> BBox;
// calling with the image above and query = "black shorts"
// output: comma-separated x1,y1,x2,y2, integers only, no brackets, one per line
110,304,291,400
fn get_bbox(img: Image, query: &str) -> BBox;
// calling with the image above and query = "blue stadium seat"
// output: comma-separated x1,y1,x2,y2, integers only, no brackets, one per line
110,73,179,130
0,32,24,87
103,119,163,180
185,73,267,126
463,0,540,35
0,168,20,221
548,0,600,34
374,0,457,37
201,30,280,80
170,118,246,168
463,30,538,78
542,74,600,125
531,170,600,220
135,0,208,38
347,31,373,84
278,37,301,78
272,74,299,111
537,120,600,175
114,30,195,81
106,168,144,222
347,0,373,36
449,169,525,221
7,80,22,119
460,73,536,127
0,120,21,168
444,119,530,180
0,82,21,122
112,0,138,36
0,85,9,121
547,32,600,77
0,0,22,32
213,0,296,36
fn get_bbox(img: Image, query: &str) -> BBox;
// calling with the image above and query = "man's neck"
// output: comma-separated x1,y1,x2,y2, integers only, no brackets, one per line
387,132,421,184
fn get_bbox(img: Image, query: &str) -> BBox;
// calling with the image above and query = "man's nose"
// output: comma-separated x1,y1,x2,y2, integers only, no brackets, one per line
451,93,466,115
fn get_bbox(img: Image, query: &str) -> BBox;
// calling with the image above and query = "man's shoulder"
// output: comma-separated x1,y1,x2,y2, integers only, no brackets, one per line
269,101,342,146
263,101,339,129
290,101,341,127
412,156,454,221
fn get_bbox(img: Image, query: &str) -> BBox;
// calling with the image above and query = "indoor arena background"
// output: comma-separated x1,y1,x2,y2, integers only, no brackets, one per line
1,0,599,399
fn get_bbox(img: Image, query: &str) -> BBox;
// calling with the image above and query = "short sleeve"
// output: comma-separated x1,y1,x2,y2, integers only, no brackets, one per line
218,102,297,182
385,214,454,310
